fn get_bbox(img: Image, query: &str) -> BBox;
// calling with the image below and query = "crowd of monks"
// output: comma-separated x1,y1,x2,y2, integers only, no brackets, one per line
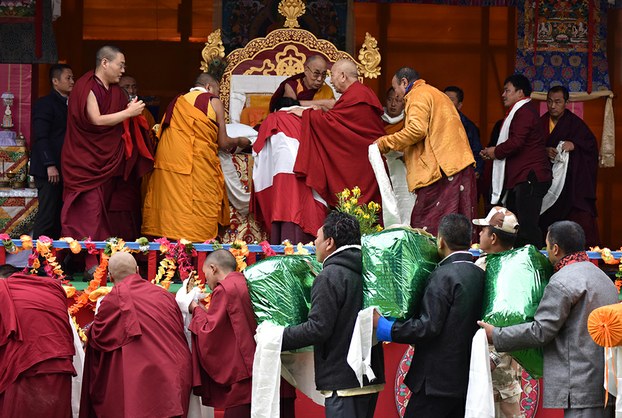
1,42,604,418
25,44,600,258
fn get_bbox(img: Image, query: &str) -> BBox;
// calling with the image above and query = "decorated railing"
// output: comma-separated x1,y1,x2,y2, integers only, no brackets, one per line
2,238,620,282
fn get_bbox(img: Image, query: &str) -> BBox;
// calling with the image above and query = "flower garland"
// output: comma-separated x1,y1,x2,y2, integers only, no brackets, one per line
152,238,197,289
590,246,622,265
230,240,249,271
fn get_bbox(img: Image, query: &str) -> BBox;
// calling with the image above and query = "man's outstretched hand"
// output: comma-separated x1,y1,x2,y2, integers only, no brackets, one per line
477,320,495,344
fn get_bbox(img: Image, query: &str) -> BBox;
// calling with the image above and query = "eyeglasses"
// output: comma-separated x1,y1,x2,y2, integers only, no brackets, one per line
305,66,327,80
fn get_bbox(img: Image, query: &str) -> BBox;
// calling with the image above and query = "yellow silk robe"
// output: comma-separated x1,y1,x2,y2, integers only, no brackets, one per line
142,91,229,241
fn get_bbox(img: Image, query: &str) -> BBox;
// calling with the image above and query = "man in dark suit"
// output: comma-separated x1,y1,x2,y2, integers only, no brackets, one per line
30,63,74,239
374,213,485,418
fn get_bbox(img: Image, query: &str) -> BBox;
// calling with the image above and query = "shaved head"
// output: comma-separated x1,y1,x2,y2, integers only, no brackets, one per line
195,73,218,88
204,249,237,273
108,252,138,282
96,45,122,69
333,59,358,79
305,55,327,67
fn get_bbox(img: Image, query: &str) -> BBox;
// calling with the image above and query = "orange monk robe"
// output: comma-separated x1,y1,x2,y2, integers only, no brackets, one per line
383,116,405,135
142,90,229,242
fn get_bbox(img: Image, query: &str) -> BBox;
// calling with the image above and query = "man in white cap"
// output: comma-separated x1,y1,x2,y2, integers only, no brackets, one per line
473,207,524,418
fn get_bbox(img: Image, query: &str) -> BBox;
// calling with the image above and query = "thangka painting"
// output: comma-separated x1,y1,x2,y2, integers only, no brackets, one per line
516,0,611,93
221,0,349,51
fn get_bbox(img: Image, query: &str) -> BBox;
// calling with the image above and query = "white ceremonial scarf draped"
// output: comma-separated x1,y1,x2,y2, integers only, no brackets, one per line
540,141,569,214
252,321,324,418
368,143,414,226
381,110,404,125
175,280,215,418
219,123,259,215
604,347,622,417
465,328,495,418
69,314,84,418
491,98,531,205
252,130,327,206
347,307,377,387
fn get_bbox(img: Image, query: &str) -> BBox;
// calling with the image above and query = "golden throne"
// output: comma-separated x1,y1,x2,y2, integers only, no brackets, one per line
200,0,381,243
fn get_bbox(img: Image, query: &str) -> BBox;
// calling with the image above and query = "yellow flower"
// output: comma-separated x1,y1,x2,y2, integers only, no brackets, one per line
363,214,370,220
341,188,351,198
375,225,383,232
343,203,352,211
350,198,358,205
352,186,361,198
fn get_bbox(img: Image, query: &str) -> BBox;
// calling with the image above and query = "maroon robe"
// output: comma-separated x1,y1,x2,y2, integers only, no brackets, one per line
539,110,600,245
80,274,191,418
269,73,319,112
0,273,75,418
251,112,327,243
189,272,296,413
61,71,153,240
293,81,385,207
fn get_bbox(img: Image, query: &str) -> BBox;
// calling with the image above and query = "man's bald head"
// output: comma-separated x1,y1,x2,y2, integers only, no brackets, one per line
203,249,237,290
305,55,327,67
333,59,358,79
96,45,122,69
330,59,358,94
195,73,220,95
108,252,138,283
204,249,237,273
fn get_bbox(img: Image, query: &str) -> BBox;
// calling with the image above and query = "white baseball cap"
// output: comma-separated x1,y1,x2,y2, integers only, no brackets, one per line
472,206,519,234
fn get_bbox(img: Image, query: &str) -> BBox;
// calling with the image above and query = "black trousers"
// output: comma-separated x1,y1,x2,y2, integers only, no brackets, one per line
33,177,63,239
405,389,465,418
505,172,552,249
324,391,379,418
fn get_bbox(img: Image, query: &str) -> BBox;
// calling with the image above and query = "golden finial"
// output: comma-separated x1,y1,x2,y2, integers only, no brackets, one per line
278,0,306,29
200,29,226,72
357,32,381,79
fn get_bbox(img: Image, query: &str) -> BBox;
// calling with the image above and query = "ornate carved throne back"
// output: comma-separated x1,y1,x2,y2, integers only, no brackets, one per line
200,0,381,243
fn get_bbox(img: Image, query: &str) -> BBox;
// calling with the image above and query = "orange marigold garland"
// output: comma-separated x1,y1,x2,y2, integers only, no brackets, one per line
229,240,249,271
590,246,621,265
153,238,197,290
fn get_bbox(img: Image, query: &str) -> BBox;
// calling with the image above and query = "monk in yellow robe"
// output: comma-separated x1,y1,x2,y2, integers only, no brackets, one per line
142,73,251,242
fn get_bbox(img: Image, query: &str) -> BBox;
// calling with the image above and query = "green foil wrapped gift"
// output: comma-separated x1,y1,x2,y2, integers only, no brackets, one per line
244,255,321,327
482,245,553,378
362,227,440,320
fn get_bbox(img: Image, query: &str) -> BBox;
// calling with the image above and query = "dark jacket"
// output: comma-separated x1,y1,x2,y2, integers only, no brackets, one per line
391,251,485,398
30,89,68,178
459,111,483,177
282,246,385,391
494,100,552,189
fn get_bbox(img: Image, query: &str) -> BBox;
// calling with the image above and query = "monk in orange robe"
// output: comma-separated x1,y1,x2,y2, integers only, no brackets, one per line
142,73,251,242
79,252,192,418
0,272,76,418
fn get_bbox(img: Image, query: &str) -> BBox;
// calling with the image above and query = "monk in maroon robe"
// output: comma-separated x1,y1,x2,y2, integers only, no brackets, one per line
539,86,600,246
188,250,296,418
79,252,191,418
269,55,335,112
61,45,153,247
292,59,385,207
0,272,76,418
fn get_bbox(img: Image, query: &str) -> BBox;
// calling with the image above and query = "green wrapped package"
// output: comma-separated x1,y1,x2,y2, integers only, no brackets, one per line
362,227,440,320
244,255,321,327
482,245,553,378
